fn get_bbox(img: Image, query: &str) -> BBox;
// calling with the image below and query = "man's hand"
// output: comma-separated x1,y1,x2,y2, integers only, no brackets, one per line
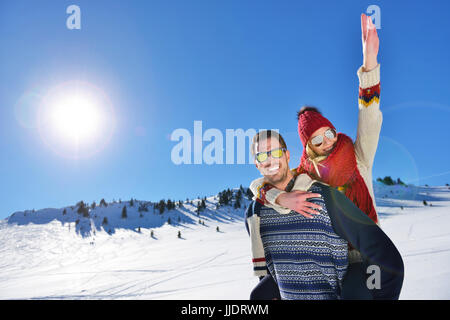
275,191,323,219
361,13,379,72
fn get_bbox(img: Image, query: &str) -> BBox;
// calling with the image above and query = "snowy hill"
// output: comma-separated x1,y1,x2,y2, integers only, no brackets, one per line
5,193,243,238
1,183,450,299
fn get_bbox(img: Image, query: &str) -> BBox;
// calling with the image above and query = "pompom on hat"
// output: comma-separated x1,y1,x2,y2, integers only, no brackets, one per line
297,108,335,146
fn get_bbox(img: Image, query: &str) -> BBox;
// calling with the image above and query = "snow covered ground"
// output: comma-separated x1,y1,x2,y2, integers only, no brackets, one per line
0,183,449,300
374,184,450,299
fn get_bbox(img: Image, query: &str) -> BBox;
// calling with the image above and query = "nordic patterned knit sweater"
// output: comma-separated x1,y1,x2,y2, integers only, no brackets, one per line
258,183,348,300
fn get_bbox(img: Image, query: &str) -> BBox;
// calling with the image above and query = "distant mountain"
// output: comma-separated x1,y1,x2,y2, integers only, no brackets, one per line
6,187,253,238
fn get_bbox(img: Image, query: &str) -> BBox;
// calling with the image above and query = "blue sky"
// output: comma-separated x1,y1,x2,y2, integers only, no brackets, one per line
1,0,449,219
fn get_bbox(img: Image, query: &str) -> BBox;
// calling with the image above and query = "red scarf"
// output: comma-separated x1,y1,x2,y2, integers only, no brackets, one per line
297,133,378,224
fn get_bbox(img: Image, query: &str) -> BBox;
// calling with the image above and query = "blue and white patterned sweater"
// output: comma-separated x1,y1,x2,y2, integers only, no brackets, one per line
257,184,349,300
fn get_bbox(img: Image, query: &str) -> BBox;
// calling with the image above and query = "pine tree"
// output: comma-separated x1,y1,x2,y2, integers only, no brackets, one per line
234,197,241,209
100,198,108,207
138,202,149,212
196,201,202,215
102,217,108,225
384,176,395,185
122,206,127,218
246,188,253,200
157,200,166,214
77,201,89,218
377,176,395,186
235,189,242,201
130,198,134,207
219,190,230,206
167,199,174,210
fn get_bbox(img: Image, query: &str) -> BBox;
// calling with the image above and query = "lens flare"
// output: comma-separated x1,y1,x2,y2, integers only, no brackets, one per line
14,90,43,129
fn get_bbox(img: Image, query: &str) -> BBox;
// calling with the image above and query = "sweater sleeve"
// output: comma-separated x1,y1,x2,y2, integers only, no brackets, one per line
249,177,291,214
249,174,317,214
321,184,404,300
265,173,317,206
354,64,383,169
245,201,268,277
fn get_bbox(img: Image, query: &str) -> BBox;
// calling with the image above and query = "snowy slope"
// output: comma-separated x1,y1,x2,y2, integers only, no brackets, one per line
0,184,449,299
0,191,258,300
373,184,450,299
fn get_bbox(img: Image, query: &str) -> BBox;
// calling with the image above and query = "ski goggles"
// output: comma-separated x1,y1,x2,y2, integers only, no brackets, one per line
310,128,337,147
255,148,286,163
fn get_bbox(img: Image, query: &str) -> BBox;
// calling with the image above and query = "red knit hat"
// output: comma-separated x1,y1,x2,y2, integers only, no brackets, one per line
297,110,335,146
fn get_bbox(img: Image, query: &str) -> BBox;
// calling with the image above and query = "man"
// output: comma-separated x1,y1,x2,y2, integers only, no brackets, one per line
245,130,403,300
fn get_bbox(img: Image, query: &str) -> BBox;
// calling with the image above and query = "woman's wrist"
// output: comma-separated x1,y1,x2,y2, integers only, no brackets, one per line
363,56,378,72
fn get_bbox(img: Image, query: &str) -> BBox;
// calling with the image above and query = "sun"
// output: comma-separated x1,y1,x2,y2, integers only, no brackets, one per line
50,94,100,142
38,81,115,158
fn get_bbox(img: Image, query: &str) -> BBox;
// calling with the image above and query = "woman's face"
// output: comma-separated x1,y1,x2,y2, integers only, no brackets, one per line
308,126,338,156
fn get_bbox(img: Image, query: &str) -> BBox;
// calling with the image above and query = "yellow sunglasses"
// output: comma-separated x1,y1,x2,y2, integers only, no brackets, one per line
255,148,286,163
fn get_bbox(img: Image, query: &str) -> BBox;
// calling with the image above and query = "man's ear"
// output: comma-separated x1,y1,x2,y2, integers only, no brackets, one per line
286,149,290,163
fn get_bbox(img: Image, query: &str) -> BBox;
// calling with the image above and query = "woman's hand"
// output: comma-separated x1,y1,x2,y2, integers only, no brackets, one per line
361,13,379,72
275,191,323,219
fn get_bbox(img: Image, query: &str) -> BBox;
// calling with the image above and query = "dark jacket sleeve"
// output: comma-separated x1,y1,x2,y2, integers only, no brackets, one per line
320,183,404,300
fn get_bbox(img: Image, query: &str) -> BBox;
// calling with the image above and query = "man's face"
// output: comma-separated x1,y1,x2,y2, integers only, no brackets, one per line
308,126,338,157
254,137,290,185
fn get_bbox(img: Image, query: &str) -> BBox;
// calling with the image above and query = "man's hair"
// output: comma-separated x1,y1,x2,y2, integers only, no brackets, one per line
251,130,287,155
297,105,322,120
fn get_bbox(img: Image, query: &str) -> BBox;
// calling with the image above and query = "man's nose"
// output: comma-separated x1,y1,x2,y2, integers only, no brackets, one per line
261,156,276,167
262,158,273,166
